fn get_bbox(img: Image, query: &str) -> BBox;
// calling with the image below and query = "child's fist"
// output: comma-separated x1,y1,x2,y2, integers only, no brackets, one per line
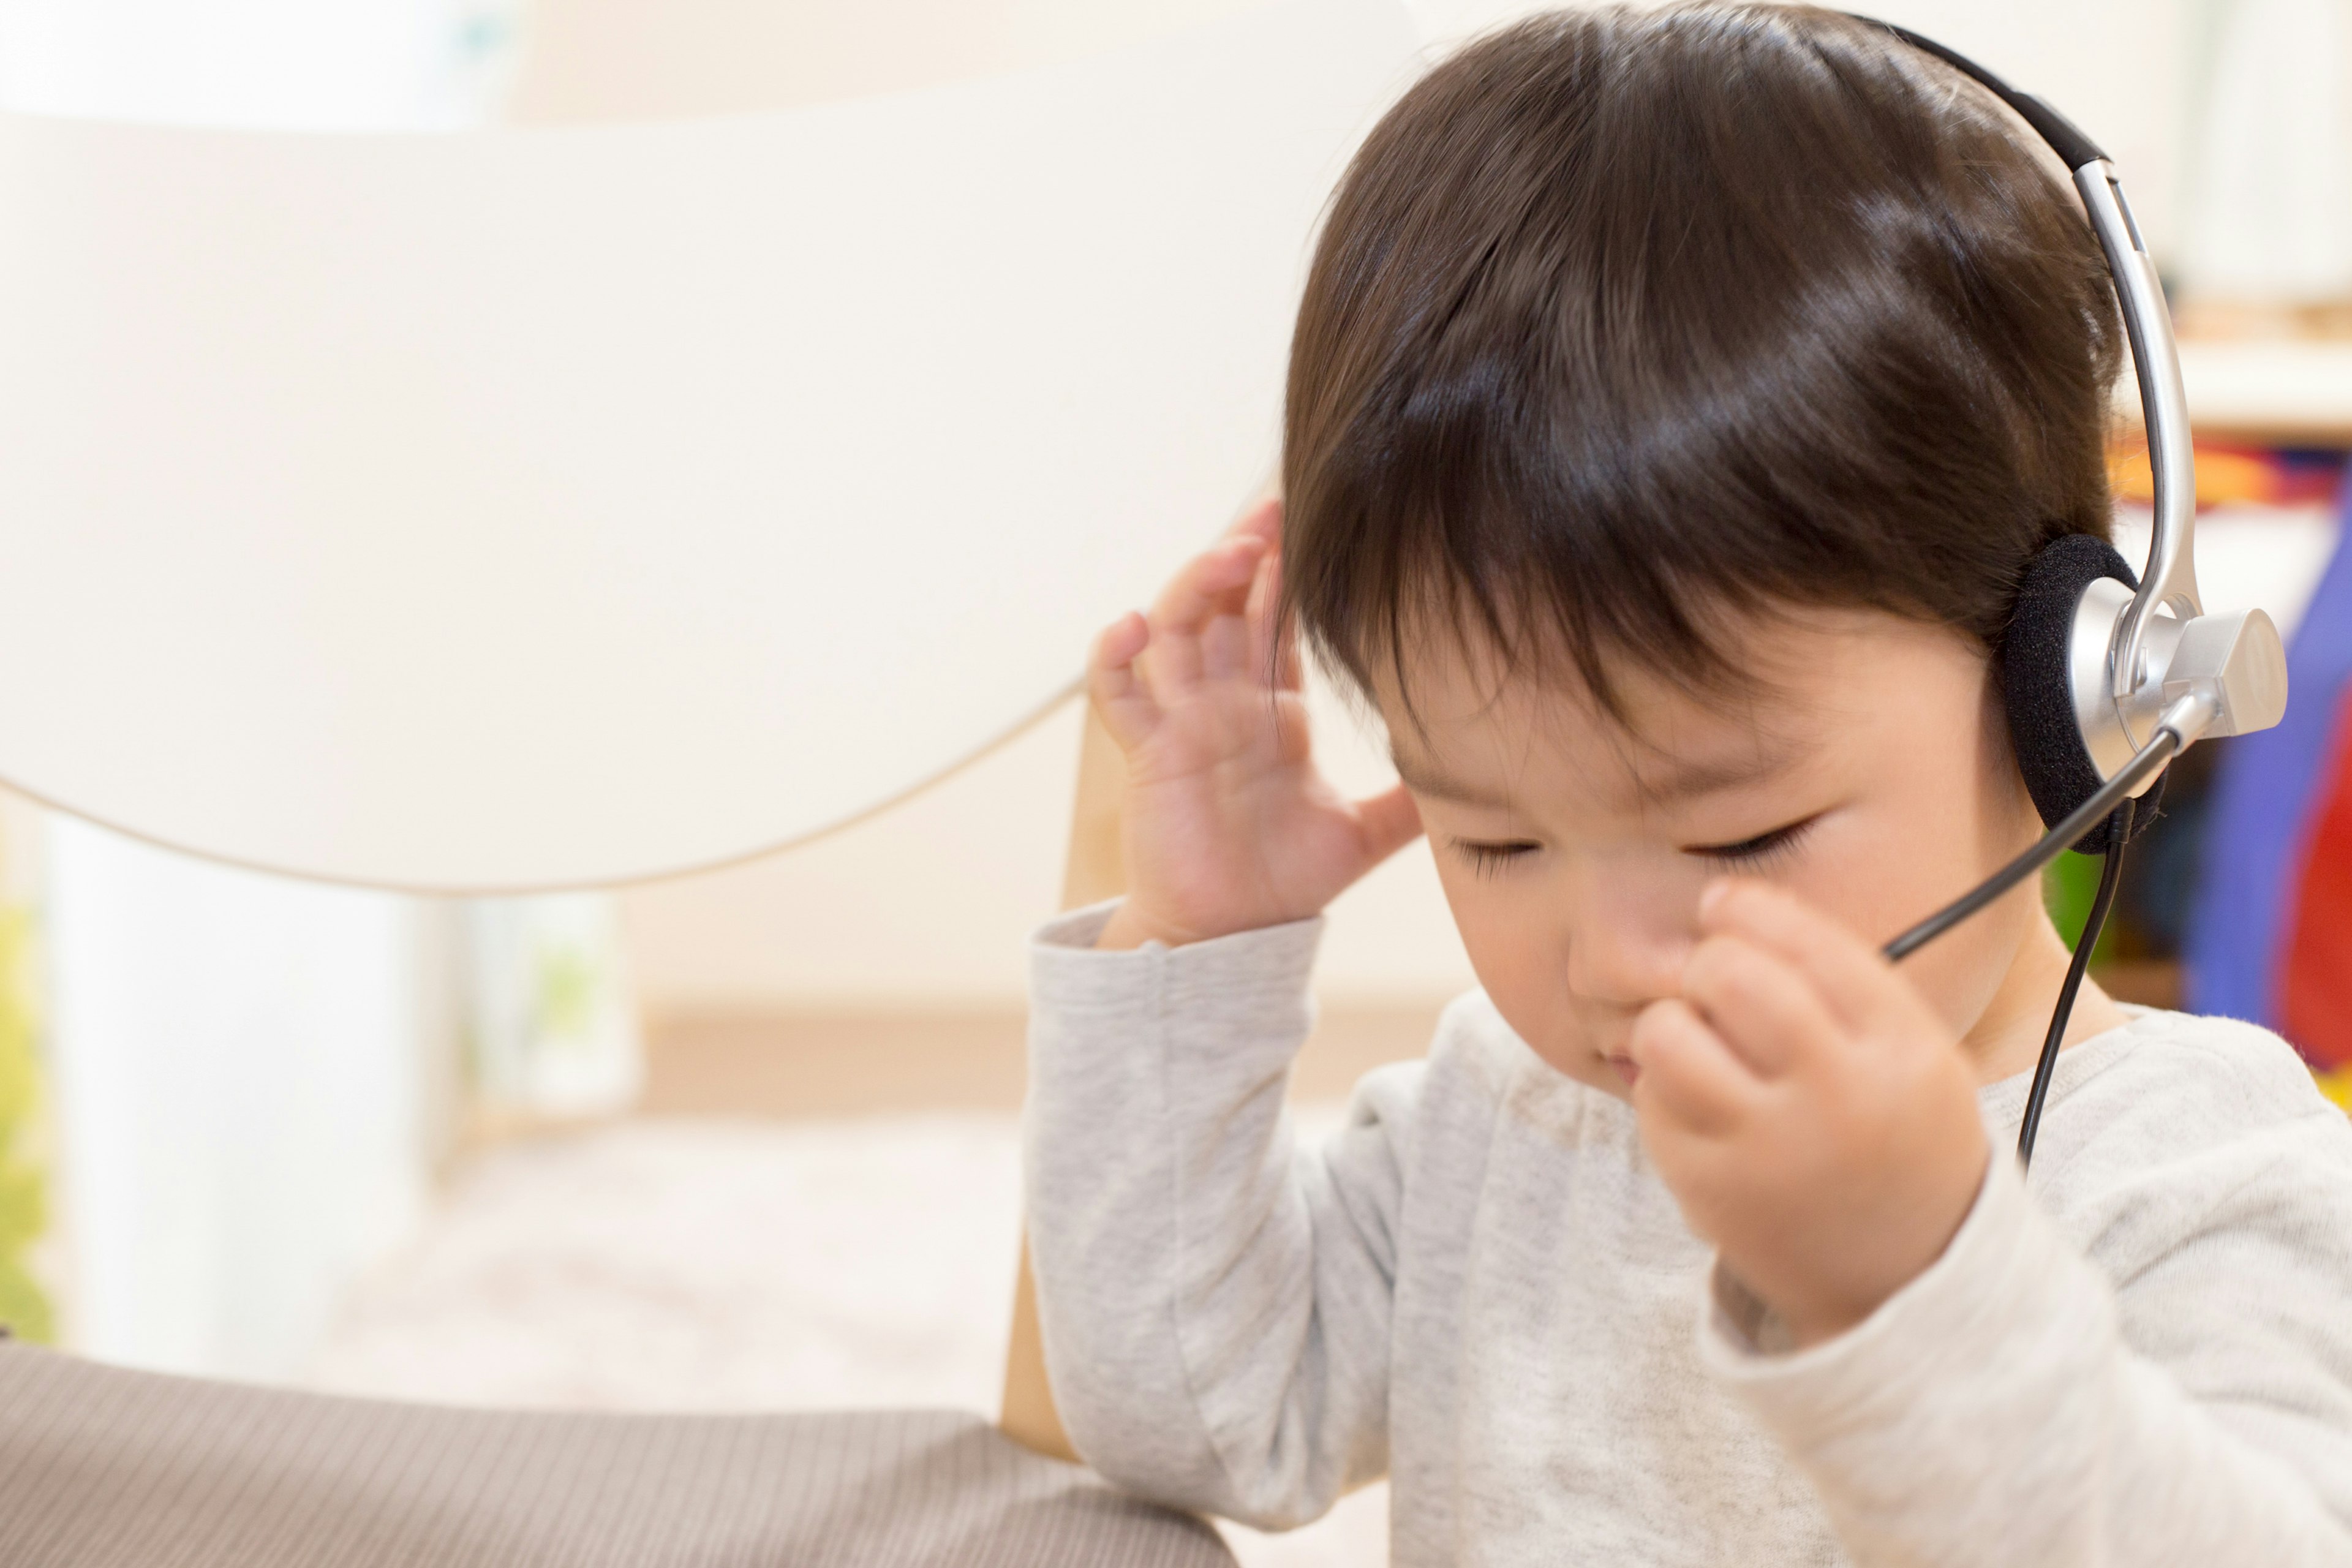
1627,880,1989,1348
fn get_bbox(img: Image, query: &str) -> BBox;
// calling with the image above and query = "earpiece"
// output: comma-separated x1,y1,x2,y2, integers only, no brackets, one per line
1999,535,2161,855
1852,15,2291,1167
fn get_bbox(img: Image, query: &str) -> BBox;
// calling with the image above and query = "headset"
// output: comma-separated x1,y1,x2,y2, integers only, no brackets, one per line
1849,18,2291,1168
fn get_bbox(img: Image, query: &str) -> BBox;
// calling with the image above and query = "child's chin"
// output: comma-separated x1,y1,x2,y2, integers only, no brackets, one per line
1536,1043,1638,1100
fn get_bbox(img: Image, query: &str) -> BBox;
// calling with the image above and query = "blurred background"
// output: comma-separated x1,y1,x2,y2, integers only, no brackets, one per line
0,2,2346,1564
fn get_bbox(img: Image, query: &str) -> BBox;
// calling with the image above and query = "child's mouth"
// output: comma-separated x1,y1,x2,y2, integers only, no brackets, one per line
1607,1055,1640,1088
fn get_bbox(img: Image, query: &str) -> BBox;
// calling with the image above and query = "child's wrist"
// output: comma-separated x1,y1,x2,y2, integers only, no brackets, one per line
1740,1137,1989,1354
1094,901,1197,951
1093,899,1306,952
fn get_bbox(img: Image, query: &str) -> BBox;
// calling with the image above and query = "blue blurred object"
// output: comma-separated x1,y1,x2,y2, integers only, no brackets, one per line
2185,478,2352,1027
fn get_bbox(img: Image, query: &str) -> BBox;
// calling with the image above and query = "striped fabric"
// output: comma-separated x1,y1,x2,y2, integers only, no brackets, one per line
0,1343,1235,1567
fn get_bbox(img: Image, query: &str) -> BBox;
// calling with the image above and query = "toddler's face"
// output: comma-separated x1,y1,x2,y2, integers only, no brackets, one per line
1376,609,2050,1099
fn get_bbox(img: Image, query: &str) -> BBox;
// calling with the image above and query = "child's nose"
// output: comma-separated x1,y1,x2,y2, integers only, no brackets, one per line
1562,907,1687,1008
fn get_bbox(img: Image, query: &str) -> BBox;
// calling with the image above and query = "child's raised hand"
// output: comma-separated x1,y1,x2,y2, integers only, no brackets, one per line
1089,499,1422,951
1627,881,1990,1348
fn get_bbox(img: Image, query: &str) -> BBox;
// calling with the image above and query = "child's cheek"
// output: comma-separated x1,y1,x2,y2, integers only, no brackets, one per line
1779,819,2027,1044
1438,872,1625,1095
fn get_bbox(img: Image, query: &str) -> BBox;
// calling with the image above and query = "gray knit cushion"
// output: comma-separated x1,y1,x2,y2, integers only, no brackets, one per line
0,1344,1234,1567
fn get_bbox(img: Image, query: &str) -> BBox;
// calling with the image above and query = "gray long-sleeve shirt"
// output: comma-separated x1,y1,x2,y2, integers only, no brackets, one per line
1023,902,2352,1566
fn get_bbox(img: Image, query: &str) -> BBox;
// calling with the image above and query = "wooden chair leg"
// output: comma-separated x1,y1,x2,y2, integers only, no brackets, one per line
1056,701,1131,910
1000,1235,1076,1460
998,701,1126,1461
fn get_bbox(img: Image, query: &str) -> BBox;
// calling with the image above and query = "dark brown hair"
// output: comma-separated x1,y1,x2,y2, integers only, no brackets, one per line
1280,2,2123,717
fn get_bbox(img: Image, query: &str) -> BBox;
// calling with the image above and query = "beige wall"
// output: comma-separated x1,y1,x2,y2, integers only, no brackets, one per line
510,0,1268,121
514,0,2204,261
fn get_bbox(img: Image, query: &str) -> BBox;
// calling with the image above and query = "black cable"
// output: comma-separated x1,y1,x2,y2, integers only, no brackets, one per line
1883,726,2177,962
2016,796,2133,1170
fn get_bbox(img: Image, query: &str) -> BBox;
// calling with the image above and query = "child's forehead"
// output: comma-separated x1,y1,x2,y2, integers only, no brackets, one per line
1369,609,1816,747
1369,607,1967,804
1387,714,1809,815
1375,648,1803,805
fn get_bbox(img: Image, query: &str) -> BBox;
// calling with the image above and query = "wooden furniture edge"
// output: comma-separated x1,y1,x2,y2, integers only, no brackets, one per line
998,704,1126,1462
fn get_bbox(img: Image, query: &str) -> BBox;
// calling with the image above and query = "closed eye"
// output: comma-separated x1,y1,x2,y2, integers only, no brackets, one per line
1452,839,1539,878
1685,816,1818,871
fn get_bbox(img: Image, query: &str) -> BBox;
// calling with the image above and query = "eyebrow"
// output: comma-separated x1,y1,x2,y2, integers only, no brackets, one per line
1388,740,1801,810
1630,745,1803,805
1387,748,1514,807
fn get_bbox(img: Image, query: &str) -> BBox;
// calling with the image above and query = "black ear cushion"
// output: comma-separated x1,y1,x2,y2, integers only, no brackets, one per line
1998,533,2163,856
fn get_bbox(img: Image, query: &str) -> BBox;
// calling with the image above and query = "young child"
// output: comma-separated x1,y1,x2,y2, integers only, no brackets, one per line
1023,6,2352,1564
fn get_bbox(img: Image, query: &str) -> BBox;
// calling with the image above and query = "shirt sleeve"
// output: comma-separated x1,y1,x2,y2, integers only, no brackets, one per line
1700,1144,2352,1567
1022,900,1417,1530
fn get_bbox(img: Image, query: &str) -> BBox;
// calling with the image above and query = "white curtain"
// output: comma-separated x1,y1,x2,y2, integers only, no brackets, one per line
43,821,434,1377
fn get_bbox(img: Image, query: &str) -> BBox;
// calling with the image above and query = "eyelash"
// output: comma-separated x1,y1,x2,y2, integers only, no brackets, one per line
1688,817,1817,872
1453,840,1538,879
1452,817,1819,878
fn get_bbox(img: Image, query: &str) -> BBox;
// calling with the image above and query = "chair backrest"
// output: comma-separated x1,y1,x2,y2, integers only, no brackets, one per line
0,0,1409,894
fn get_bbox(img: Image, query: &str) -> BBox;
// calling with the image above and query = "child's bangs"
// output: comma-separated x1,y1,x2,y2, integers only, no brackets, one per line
1283,421,1782,733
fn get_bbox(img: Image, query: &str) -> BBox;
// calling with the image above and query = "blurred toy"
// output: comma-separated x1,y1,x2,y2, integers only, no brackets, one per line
2109,441,2346,509
2187,468,2352,1104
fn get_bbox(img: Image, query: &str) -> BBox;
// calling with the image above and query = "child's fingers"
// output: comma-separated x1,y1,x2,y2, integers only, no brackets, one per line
1200,600,1251,682
1087,612,1161,750
1152,537,1266,635
1224,496,1283,548
1353,782,1425,862
1698,879,1907,1035
1147,537,1267,698
1629,999,1760,1139
1678,933,1841,1079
